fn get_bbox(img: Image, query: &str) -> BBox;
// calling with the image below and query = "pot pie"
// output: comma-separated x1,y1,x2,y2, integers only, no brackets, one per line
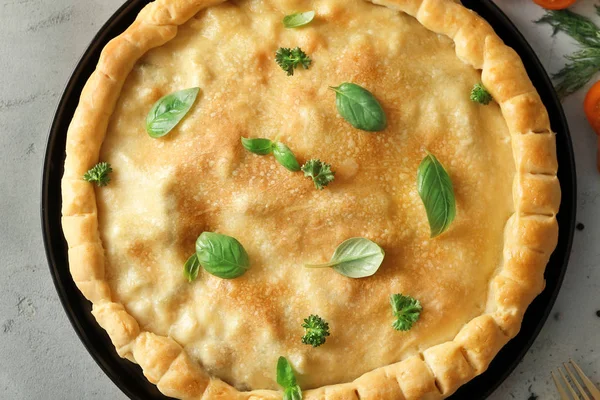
61,0,560,398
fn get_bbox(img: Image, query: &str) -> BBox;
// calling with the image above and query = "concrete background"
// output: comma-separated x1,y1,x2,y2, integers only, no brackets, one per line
0,0,598,398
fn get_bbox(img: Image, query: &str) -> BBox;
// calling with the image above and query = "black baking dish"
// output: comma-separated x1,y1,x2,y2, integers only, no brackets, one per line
41,1,576,398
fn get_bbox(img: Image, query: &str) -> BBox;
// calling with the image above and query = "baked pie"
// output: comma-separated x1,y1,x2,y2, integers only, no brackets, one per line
61,0,560,398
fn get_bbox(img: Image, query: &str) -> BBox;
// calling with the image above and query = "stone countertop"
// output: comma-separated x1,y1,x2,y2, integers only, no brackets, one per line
0,0,597,399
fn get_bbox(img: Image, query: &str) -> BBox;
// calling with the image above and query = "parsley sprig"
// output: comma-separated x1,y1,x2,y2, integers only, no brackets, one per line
83,162,112,187
536,7,600,98
470,83,493,105
390,294,422,331
301,159,335,190
275,47,311,76
301,315,330,347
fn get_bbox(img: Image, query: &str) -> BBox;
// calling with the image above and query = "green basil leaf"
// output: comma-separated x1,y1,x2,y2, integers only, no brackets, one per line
195,232,250,279
417,153,456,238
277,356,298,389
305,237,385,278
283,11,315,28
273,142,301,171
330,83,387,132
284,386,303,400
241,137,274,155
183,254,200,282
146,87,200,138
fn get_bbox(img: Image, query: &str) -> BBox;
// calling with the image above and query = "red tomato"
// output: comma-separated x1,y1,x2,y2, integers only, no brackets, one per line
533,0,577,9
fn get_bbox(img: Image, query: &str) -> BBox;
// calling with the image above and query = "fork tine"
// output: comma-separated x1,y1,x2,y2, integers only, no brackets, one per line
564,362,591,400
570,360,600,399
560,367,581,399
553,370,573,400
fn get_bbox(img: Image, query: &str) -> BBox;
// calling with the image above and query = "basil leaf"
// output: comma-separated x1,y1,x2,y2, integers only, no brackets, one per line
273,142,301,171
241,137,274,155
283,11,315,28
277,357,300,391
146,87,200,138
417,153,456,238
183,254,200,282
330,83,387,132
284,386,303,400
195,232,250,279
305,237,385,278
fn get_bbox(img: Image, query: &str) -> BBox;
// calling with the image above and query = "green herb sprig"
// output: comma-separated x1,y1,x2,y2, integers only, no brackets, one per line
470,83,493,105
305,237,384,278
185,232,250,281
417,153,456,238
277,357,302,400
241,137,274,155
536,7,600,98
241,137,300,171
146,87,200,137
275,47,311,76
301,159,335,190
83,162,112,187
390,294,422,331
330,83,387,131
283,11,315,28
183,253,201,282
301,315,330,347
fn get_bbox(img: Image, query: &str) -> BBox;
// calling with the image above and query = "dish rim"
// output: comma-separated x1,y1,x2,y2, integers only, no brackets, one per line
41,1,577,398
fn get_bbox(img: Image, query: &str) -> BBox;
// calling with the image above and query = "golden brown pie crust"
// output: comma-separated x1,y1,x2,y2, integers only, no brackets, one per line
61,0,560,398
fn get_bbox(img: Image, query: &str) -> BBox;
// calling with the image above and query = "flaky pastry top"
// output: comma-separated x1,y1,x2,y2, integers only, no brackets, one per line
61,0,560,398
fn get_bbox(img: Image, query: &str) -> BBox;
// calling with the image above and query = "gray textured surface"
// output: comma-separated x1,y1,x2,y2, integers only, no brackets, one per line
0,0,598,399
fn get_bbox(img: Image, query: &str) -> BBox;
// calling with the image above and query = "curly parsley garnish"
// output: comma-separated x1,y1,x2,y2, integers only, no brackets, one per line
83,162,112,187
470,83,493,105
275,47,311,76
301,159,334,190
390,294,422,332
301,315,330,347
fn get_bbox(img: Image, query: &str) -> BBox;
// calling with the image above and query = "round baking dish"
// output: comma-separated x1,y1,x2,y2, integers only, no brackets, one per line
42,1,576,398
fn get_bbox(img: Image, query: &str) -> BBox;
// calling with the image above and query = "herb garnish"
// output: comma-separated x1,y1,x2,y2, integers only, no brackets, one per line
83,162,112,187
275,47,311,76
283,11,315,28
185,232,250,280
417,153,456,238
330,83,387,131
146,87,200,138
470,83,493,105
536,7,600,98
183,254,200,282
273,142,301,171
305,237,385,278
390,293,422,331
240,137,300,171
241,137,274,155
301,159,335,190
277,357,302,400
301,315,330,347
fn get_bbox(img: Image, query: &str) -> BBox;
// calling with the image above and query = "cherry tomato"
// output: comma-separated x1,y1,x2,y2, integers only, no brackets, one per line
533,0,577,9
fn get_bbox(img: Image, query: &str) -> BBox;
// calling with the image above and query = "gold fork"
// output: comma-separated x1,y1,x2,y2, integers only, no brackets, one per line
552,359,600,400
